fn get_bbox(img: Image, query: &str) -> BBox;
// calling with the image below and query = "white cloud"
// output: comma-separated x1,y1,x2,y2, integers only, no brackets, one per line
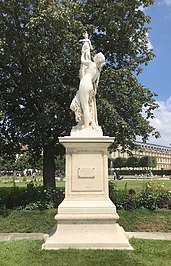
137,33,153,51
164,0,171,6
137,6,153,50
148,97,171,147
146,33,153,50
138,5,145,12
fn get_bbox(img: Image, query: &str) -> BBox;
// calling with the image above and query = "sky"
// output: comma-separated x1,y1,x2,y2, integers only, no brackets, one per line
137,0,171,147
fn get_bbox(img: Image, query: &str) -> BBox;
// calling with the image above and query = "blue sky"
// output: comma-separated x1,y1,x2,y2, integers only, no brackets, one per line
137,0,171,147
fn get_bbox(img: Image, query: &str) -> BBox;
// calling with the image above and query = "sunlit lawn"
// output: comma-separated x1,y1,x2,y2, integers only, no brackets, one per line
1,176,171,192
0,239,171,266
0,208,171,233
112,179,171,193
0,176,65,188
0,176,171,266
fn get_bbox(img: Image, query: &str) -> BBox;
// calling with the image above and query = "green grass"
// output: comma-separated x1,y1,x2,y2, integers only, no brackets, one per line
118,208,171,232
0,208,171,233
0,177,65,188
0,239,171,266
0,209,57,233
112,179,171,192
1,178,171,193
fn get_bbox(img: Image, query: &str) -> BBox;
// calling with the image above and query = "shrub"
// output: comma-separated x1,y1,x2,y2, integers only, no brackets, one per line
1,181,171,211
109,181,137,210
21,201,54,211
156,191,171,209
138,193,157,210
0,183,65,210
109,181,171,211
2,187,26,209
137,182,158,210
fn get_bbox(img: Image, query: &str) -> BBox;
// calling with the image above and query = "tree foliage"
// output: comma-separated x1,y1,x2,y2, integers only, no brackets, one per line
0,154,43,172
80,0,159,150
0,0,159,187
0,0,85,187
15,153,43,171
111,155,157,169
138,156,157,168
126,156,139,168
112,157,127,169
0,157,15,172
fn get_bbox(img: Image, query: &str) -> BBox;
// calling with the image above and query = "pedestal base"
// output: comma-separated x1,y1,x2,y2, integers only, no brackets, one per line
43,224,132,250
42,136,133,250
42,200,133,250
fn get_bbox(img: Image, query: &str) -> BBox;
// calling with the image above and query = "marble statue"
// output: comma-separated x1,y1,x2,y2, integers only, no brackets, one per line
70,32,105,132
79,31,93,79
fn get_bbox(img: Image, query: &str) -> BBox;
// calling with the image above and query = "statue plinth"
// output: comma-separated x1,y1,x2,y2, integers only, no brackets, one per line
42,135,133,250
70,125,103,137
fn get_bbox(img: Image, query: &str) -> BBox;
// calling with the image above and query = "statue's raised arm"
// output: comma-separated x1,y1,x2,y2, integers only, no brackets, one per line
79,31,93,79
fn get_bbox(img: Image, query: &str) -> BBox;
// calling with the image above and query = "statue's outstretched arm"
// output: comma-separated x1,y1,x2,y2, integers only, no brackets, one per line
81,52,91,66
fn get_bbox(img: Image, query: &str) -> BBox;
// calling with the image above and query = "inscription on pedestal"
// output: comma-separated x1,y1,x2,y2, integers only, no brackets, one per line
71,154,104,192
78,168,95,178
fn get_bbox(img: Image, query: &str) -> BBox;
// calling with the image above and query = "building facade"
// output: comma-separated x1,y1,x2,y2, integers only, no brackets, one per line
110,141,171,170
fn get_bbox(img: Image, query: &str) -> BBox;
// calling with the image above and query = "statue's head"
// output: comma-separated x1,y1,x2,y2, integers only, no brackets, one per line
93,52,105,69
83,31,88,39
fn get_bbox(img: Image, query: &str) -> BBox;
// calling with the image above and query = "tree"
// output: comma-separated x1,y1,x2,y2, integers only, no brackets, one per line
113,157,127,169
0,157,15,172
0,0,159,188
151,157,157,168
80,0,159,151
138,156,157,169
15,154,30,171
126,156,140,169
0,0,84,187
15,153,43,171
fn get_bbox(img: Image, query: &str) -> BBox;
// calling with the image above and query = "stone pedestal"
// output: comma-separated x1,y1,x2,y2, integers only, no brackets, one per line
42,136,132,250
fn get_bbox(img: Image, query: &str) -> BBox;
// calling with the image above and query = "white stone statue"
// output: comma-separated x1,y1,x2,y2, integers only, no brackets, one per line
79,31,93,60
70,33,105,135
79,31,93,79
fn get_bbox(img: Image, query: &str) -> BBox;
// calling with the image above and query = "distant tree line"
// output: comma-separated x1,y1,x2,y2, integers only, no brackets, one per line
110,156,157,169
0,154,64,174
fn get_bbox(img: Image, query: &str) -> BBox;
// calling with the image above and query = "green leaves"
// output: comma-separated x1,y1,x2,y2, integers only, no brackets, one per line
138,156,157,168
0,0,83,155
97,66,159,150
0,0,159,183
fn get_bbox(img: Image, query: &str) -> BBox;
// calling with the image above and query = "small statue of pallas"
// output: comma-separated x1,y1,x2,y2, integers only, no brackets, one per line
70,31,105,134
79,31,93,79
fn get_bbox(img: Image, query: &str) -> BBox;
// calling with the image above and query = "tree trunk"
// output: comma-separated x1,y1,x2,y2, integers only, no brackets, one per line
43,145,56,188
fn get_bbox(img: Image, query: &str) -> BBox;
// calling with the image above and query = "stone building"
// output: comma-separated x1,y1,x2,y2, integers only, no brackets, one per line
110,141,171,170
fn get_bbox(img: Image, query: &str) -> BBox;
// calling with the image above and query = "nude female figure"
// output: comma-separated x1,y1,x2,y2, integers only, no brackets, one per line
70,50,105,129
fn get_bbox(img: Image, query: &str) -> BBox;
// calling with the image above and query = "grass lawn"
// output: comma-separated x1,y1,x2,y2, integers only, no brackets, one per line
0,178,65,188
1,176,171,192
0,209,57,233
0,208,171,233
0,239,171,266
118,208,171,232
1,177,171,191
112,179,171,192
